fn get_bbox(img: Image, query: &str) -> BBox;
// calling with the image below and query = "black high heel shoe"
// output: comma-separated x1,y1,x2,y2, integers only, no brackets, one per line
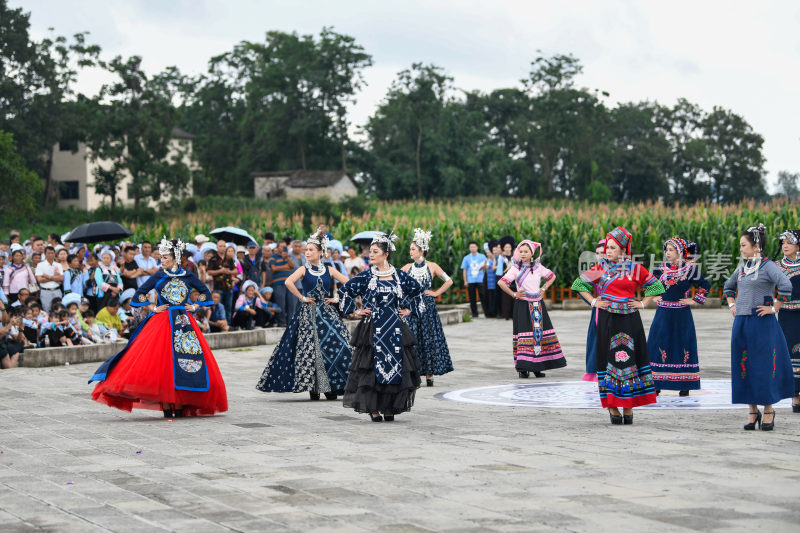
534,371,546,378
679,390,689,397
426,378,434,387
309,392,321,401
743,409,762,430
608,409,622,425
793,396,800,413
383,415,395,422
163,408,174,419
324,392,338,400
761,409,775,431
370,413,383,422
518,371,529,379
623,412,633,425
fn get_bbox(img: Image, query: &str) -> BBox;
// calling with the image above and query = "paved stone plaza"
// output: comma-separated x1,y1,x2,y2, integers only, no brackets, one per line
1,308,798,532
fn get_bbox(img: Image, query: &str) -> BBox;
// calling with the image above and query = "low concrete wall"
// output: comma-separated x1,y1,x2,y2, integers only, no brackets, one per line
20,308,467,368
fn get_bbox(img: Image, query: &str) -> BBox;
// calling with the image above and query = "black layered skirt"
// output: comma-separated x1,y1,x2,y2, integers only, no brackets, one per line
343,316,421,415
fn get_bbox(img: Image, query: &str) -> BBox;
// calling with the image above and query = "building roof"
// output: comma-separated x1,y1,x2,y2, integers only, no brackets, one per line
171,127,196,140
252,170,355,189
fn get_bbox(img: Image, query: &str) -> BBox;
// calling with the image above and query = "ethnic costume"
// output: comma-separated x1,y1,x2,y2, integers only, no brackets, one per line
776,230,800,396
89,239,227,416
255,265,353,397
724,257,793,406
501,241,566,376
647,238,710,392
582,239,606,383
339,264,425,416
572,227,665,408
405,229,454,378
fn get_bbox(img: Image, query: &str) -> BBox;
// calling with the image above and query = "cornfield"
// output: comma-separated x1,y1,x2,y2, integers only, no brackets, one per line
13,197,798,290
119,197,798,289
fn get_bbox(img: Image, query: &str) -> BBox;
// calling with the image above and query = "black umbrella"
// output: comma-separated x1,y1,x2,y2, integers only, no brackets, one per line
64,221,133,243
209,226,258,246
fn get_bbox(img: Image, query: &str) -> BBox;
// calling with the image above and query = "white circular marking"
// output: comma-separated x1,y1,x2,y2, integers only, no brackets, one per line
440,380,793,410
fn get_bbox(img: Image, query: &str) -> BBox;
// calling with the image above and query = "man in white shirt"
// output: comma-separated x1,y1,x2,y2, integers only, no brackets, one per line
35,246,64,312
134,241,159,288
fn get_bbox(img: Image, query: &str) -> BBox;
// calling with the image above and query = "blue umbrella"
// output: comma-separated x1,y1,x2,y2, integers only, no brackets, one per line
210,226,258,246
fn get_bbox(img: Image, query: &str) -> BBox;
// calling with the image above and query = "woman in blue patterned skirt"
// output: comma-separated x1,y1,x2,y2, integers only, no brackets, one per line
647,237,710,396
776,229,800,412
256,227,353,401
724,224,793,431
401,228,454,387
339,231,425,422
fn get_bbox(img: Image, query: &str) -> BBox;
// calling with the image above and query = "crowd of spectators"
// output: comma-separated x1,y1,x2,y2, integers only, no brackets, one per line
0,230,372,368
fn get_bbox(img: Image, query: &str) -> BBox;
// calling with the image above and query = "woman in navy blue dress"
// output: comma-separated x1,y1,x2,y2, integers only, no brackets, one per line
256,228,353,401
776,229,800,412
647,237,710,396
401,228,454,387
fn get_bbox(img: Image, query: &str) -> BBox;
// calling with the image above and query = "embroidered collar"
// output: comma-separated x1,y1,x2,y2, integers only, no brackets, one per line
162,267,186,277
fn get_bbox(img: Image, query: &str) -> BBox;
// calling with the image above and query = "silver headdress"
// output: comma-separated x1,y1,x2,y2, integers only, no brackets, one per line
746,223,766,245
158,236,185,261
307,226,330,254
371,231,397,252
412,228,432,252
779,230,800,245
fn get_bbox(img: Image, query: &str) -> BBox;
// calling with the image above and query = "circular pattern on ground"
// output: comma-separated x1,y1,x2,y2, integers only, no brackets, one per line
439,380,793,410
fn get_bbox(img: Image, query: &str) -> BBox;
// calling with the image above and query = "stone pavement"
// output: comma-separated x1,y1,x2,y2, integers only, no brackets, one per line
1,308,798,532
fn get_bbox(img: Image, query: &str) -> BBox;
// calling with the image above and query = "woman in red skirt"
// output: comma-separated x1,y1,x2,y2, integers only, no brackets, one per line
89,238,228,418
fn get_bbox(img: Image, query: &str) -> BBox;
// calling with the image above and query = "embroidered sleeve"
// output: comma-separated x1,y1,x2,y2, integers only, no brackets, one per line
129,273,160,307
644,280,666,297
500,265,519,285
723,267,740,299
691,267,711,304
339,271,369,314
571,278,594,294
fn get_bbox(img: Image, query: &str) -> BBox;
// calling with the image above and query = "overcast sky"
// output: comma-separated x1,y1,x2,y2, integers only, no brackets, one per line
21,0,800,191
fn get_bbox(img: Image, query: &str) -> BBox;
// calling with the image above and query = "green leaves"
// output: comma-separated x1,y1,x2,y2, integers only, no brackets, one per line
0,130,43,221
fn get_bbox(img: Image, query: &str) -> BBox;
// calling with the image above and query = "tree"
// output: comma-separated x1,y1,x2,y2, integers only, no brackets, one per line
87,57,191,208
181,29,372,195
776,171,799,200
0,0,99,206
0,131,43,220
703,107,767,202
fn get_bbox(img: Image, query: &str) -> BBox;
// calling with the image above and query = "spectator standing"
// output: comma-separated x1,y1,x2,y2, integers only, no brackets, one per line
94,250,123,309
269,241,297,326
121,245,143,291
207,240,236,324
460,241,487,318
35,246,64,312
241,241,265,287
344,247,366,278
63,254,85,296
134,241,159,288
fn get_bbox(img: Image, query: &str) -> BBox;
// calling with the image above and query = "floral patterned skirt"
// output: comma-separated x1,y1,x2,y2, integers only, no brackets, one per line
731,314,793,405
596,309,656,408
647,306,700,390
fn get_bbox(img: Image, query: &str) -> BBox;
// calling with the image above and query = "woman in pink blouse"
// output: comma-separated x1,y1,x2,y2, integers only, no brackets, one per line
498,240,567,378
3,245,37,303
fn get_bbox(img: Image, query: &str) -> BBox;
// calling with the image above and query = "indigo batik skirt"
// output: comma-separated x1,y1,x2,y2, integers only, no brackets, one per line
596,309,657,408
778,310,800,395
647,305,701,391
511,299,566,373
731,314,793,405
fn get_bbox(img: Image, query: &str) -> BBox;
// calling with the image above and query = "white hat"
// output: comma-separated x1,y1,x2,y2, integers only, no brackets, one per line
62,293,81,307
236,245,246,253
9,243,24,254
195,234,210,244
120,288,136,304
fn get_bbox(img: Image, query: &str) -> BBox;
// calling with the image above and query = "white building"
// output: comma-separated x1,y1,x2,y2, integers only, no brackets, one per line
49,128,197,210
253,170,358,202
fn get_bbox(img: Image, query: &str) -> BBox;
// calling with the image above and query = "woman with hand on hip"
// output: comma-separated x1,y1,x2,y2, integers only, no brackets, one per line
724,224,793,430
775,229,800,412
401,228,454,387
572,226,665,425
256,227,353,401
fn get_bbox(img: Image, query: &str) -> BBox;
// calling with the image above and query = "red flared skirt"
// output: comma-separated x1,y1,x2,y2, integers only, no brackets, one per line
91,312,228,416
